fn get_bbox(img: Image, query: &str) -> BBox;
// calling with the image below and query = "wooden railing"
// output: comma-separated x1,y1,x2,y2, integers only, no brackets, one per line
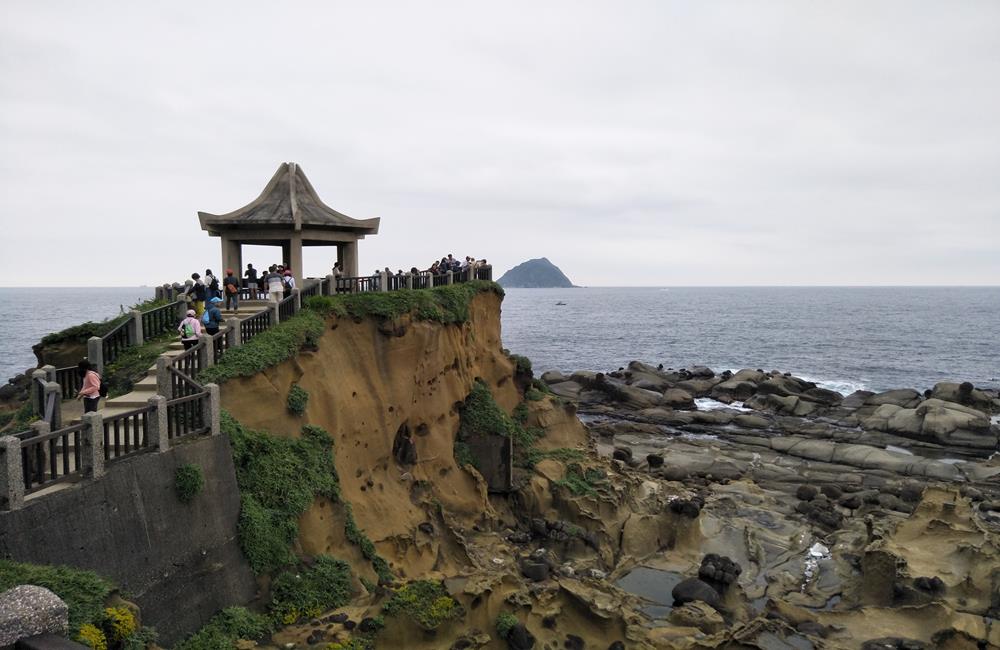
54,366,81,400
101,320,133,367
170,344,203,384
20,423,85,495
212,331,228,365
166,392,209,440
141,302,178,340
103,406,153,463
278,295,296,321
240,310,271,344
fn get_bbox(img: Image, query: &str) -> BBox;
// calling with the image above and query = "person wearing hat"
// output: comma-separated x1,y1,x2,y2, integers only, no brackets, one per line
223,268,240,313
282,269,296,293
204,297,224,335
178,309,202,350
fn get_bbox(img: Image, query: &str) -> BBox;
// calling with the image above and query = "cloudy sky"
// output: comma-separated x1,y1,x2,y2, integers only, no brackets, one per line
1,1,998,287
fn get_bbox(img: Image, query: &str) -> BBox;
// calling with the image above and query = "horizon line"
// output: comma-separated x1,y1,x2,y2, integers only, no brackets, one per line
1,284,998,289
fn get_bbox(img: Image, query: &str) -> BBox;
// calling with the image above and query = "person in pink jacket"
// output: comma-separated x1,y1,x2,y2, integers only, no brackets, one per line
178,309,202,350
75,360,102,413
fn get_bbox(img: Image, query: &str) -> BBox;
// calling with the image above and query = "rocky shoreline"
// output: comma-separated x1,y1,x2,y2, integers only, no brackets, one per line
541,362,1000,648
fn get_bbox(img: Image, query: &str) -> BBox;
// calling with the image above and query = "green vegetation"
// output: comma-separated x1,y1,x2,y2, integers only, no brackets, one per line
0,400,36,434
525,387,545,401
174,607,272,650
269,556,352,624
224,414,340,573
555,463,607,497
103,332,174,398
382,580,462,630
304,280,503,324
0,559,113,634
345,504,395,584
174,463,204,504
495,612,519,639
453,441,476,469
520,447,585,469
40,298,171,347
509,354,533,376
457,380,520,439
199,311,326,385
286,384,309,416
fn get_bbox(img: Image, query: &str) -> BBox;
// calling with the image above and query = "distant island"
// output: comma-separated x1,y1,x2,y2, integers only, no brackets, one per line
497,257,576,288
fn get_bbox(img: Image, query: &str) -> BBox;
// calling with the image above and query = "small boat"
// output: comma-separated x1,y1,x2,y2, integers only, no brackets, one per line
555,301,567,306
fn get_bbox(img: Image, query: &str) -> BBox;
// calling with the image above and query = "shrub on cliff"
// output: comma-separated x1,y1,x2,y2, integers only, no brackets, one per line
39,298,171,346
199,311,325,385
383,580,462,630
174,607,272,650
174,463,204,504
304,280,503,324
286,384,309,416
0,559,113,633
269,556,352,624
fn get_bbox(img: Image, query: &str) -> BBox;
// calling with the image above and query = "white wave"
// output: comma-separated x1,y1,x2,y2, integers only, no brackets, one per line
992,415,1000,427
885,445,914,456
680,432,719,441
802,542,831,589
695,398,752,412
797,375,868,396
938,458,967,465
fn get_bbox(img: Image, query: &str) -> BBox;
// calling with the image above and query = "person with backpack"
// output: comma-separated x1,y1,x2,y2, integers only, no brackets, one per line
266,265,284,303
203,297,224,335
178,309,202,350
282,269,295,294
223,268,240,313
186,273,207,317
205,269,220,299
75,360,104,413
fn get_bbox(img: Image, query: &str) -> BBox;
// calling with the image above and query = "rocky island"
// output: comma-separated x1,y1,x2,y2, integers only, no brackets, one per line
497,258,576,288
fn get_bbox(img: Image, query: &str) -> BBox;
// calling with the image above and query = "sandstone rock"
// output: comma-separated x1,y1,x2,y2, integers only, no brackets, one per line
821,485,843,500
520,559,550,582
612,447,632,462
548,381,582,400
733,414,770,429
796,485,818,501
506,623,535,650
843,390,875,408
0,585,69,646
540,371,567,384
671,577,721,610
669,496,703,518
646,454,664,468
929,382,995,413
711,379,757,402
865,389,923,409
677,378,721,396
860,638,928,650
668,601,725,634
913,576,945,594
698,554,742,587
564,634,584,650
662,388,695,408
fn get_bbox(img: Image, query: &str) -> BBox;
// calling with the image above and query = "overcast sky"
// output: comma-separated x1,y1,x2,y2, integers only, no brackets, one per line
1,2,998,287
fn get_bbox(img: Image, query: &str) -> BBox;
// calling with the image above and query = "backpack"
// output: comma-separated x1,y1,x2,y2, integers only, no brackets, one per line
181,319,196,338
283,277,293,292
226,282,238,295
201,310,211,325
209,276,220,291
95,372,108,398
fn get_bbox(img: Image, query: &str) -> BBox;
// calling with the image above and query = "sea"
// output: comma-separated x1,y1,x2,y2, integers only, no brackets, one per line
1,286,998,394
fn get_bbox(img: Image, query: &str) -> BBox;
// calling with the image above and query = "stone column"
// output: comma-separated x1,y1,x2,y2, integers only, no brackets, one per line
447,271,454,285
44,382,62,429
281,240,293,270
39,365,55,383
204,384,221,436
176,299,188,321
129,309,144,346
325,274,335,296
146,395,170,452
156,355,172,398
292,288,302,312
289,233,304,288
155,286,164,301
342,241,359,278
269,301,280,325
87,337,104,375
198,334,214,369
221,236,243,280
80,412,105,479
31,370,47,418
406,273,414,290
0,435,24,511
379,271,389,292
226,317,242,348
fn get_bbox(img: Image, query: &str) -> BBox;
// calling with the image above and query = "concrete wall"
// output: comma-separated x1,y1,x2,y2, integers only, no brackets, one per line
0,435,257,645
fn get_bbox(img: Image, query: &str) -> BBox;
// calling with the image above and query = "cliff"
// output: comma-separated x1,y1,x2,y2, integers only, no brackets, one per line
497,258,576,288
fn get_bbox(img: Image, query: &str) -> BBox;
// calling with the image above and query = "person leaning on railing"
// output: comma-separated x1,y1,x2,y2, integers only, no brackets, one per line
75,360,102,413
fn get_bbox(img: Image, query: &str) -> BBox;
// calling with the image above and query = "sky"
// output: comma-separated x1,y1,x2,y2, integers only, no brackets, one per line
1,1,998,287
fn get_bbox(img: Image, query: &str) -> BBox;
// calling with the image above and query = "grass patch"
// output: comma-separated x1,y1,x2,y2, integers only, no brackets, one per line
286,384,309,416
224,414,340,573
382,580,462,630
103,332,174,398
495,612,519,639
0,560,114,634
457,380,520,440
554,463,607,497
509,354,532,376
304,281,503,324
0,400,36,434
269,556,352,625
199,311,325,385
345,504,395,584
174,607,272,650
175,463,204,504
520,447,585,469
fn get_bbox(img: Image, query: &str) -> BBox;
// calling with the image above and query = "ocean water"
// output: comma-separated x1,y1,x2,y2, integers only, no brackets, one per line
1,286,998,395
500,287,1000,394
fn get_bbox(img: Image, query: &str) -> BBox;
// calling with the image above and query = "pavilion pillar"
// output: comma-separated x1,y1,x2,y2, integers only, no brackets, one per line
281,240,292,269
221,236,242,277
336,244,344,269
289,233,304,287
342,241,359,278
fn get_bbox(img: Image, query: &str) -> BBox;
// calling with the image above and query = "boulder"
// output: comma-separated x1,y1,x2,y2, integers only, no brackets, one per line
0,585,69,646
864,389,923,409
646,454,664,468
676,378,721,396
733,414,770,429
661,388,695,408
519,559,550,583
671,577,721,610
698,554,742,587
506,623,535,650
843,390,875,408
548,381,582,401
668,601,725,634
796,485,818,501
929,382,995,413
711,379,757,402
540,371,567,385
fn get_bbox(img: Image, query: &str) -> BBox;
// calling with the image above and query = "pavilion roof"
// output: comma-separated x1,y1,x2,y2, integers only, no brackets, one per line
198,162,380,235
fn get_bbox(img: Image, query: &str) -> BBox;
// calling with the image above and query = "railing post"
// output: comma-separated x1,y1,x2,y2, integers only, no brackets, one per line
87,337,104,375
269,301,280,325
447,271,454,285
156,356,172,398
406,273,414,290
155,286,163,301
292,288,301,312
226,317,242,348
44,382,62,429
130,309,144,345
175,299,188,321
0,436,25,511
325,275,335,296
41,364,56,383
379,271,388,292
198,334,214,368
31,370,47,417
203,384,221,436
80,412,104,479
146,395,170,453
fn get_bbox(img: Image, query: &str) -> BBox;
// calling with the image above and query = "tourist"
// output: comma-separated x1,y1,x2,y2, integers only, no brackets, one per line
186,273,207,317
333,262,346,293
283,269,296,293
178,309,202,350
266,266,284,302
244,264,258,295
223,269,240,313
205,269,220,299
75,360,102,414
203,297,224,335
